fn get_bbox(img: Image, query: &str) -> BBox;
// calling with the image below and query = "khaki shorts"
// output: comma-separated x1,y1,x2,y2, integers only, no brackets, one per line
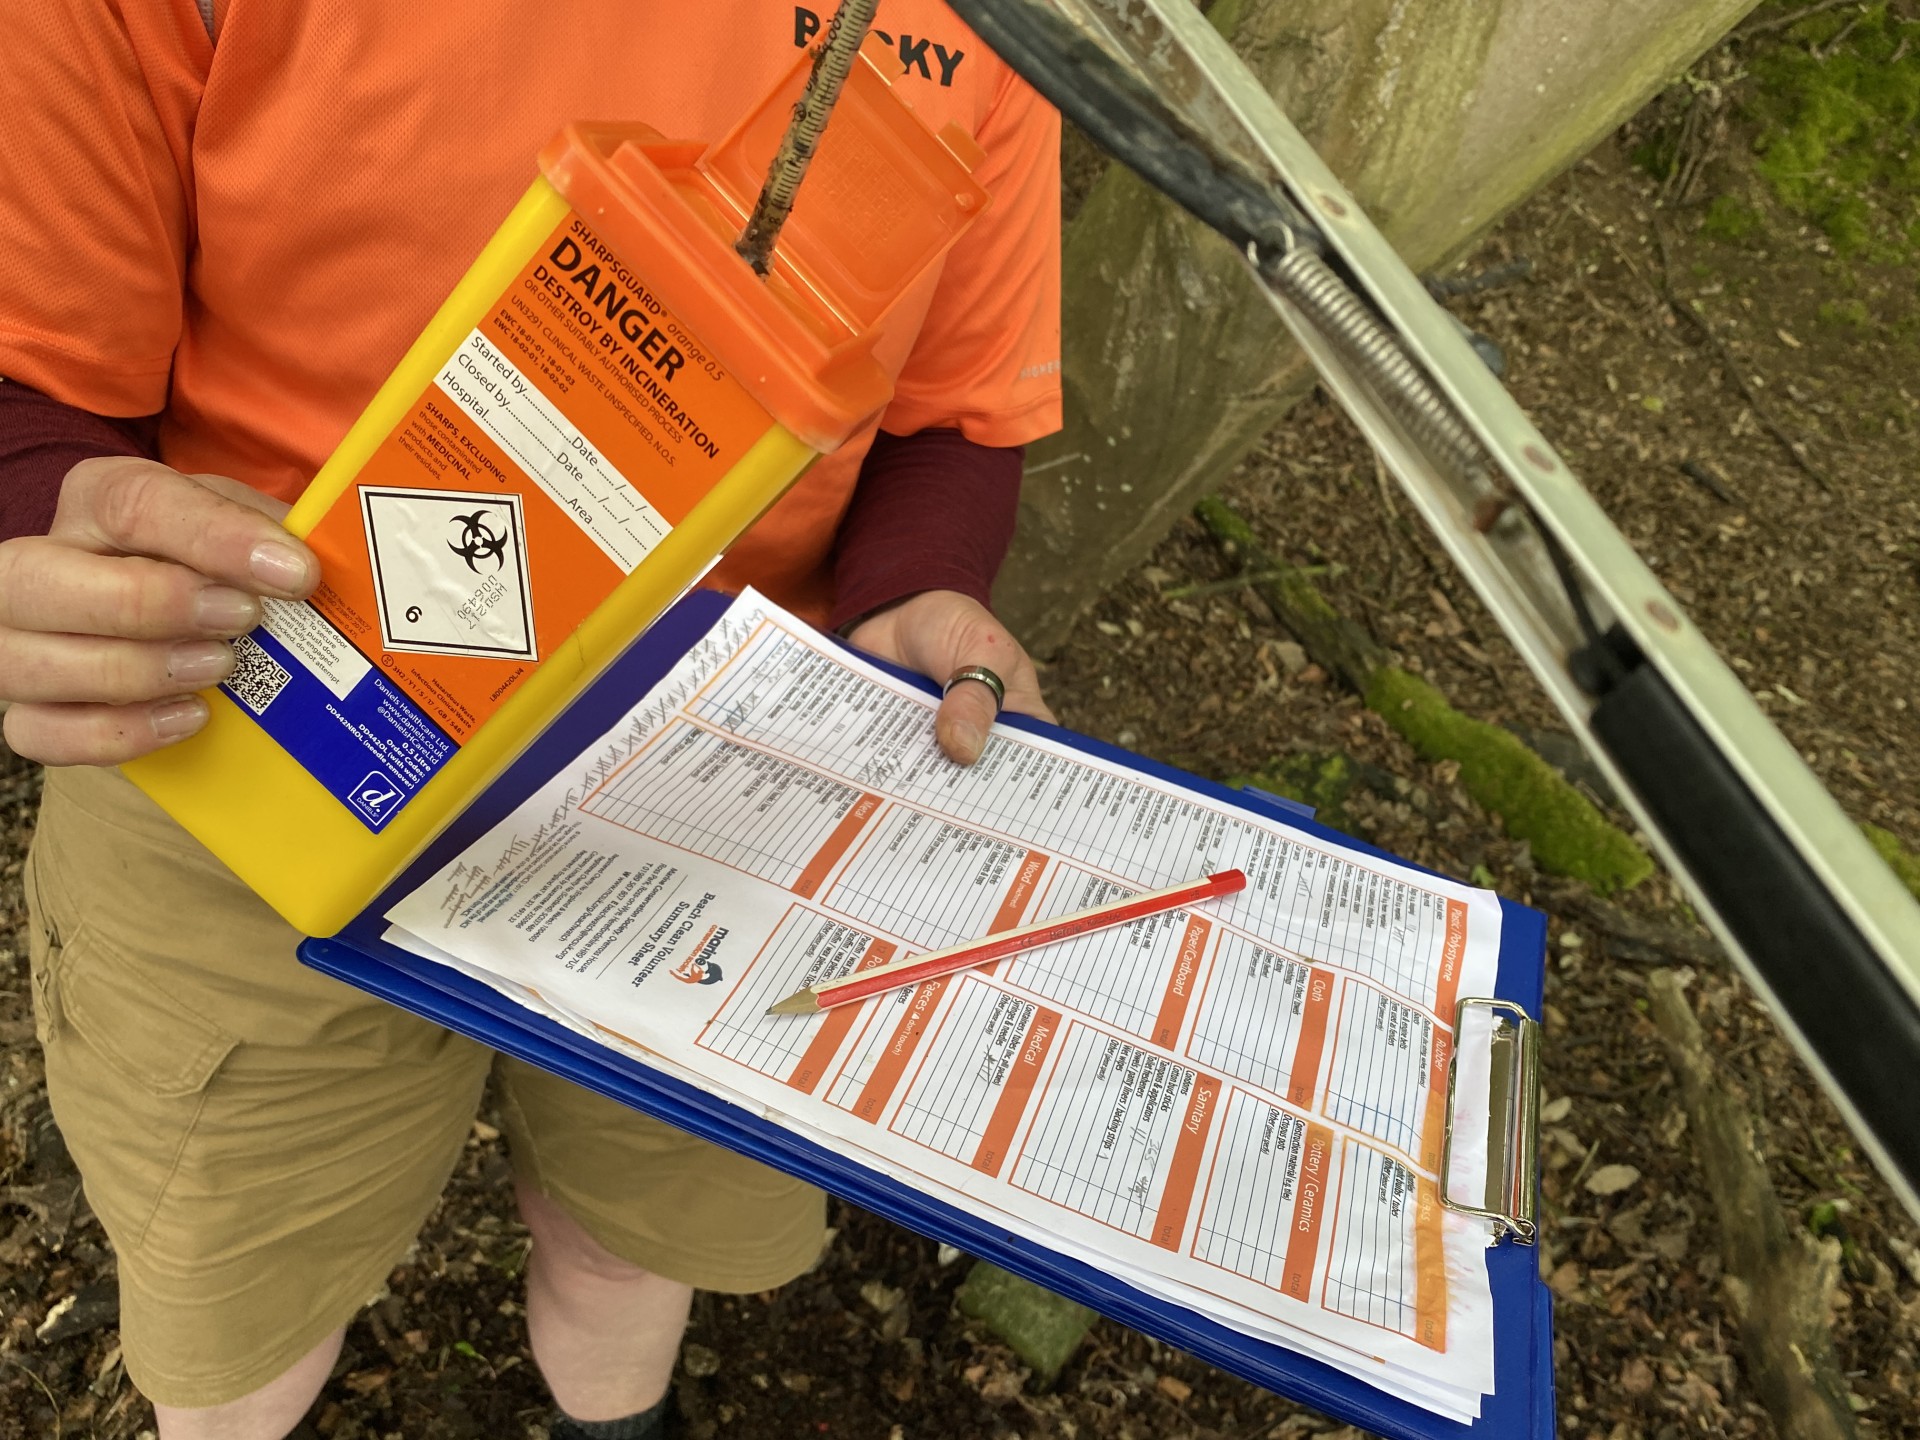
24,766,824,1409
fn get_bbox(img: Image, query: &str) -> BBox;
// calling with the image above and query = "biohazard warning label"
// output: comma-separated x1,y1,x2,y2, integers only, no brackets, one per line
227,207,777,832
361,487,537,661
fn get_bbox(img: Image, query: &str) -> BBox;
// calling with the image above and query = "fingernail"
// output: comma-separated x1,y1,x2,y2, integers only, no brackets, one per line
150,696,209,742
951,720,985,760
249,540,313,593
167,640,236,688
195,586,261,634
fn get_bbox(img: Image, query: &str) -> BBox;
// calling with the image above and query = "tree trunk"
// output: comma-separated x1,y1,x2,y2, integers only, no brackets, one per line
998,0,1765,654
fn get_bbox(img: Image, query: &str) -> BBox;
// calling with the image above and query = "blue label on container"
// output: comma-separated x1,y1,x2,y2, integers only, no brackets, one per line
221,601,457,832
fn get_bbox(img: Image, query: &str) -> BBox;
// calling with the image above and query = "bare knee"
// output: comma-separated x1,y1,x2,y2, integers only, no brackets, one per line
515,1176,654,1286
151,1326,343,1440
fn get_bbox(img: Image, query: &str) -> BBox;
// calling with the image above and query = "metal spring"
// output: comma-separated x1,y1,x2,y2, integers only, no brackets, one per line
1265,241,1597,650
1263,245,1490,486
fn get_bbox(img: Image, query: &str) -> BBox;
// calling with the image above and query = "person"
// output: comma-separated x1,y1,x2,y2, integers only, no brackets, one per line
0,4,1060,1437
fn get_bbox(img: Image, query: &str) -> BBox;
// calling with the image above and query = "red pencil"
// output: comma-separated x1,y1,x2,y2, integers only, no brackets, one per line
766,869,1248,1016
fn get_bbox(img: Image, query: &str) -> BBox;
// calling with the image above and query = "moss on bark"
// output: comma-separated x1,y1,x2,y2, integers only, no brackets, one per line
1365,669,1653,893
1195,496,1652,892
1863,823,1920,901
954,1263,1098,1387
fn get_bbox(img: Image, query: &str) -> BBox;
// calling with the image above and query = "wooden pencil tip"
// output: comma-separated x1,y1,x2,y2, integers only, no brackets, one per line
766,990,821,1016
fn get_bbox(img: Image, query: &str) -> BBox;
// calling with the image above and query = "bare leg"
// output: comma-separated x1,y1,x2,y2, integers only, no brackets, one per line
151,1326,343,1440
516,1178,693,1422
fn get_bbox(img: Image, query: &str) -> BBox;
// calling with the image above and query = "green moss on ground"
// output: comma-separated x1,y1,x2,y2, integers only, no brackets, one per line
1744,2,1920,261
1192,497,1350,636
1702,194,1764,245
1364,669,1653,894
1818,296,1872,326
1863,823,1920,901
1233,750,1358,833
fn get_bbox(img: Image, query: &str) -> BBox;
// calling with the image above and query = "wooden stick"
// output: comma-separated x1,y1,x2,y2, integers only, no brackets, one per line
735,0,880,275
1649,221,1832,492
767,870,1247,1015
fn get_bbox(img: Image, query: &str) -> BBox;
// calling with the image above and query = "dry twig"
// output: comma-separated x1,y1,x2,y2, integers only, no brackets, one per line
1678,458,1747,507
1736,0,1865,41
1649,222,1832,491
1659,82,1730,208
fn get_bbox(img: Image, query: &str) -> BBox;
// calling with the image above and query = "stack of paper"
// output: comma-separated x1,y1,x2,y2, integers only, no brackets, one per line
384,590,1505,1420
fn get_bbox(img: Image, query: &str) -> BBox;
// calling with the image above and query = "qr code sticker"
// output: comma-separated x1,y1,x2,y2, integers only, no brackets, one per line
226,634,292,715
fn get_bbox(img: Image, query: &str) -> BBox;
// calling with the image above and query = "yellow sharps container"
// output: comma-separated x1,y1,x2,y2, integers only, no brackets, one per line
125,41,990,935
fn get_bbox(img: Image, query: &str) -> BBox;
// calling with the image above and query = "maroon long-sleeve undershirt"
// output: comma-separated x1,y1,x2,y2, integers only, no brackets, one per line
826,427,1022,631
0,381,1022,625
0,380,161,539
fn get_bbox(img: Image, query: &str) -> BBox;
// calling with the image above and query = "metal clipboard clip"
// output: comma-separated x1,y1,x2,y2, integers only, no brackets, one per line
1440,996,1541,1244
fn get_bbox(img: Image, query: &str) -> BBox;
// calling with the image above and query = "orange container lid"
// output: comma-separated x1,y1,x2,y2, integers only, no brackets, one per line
539,38,990,452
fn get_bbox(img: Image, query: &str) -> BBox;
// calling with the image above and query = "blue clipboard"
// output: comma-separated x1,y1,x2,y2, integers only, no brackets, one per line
299,588,1554,1440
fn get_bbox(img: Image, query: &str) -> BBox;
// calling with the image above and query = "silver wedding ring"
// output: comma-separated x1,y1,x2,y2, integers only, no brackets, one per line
943,664,1006,714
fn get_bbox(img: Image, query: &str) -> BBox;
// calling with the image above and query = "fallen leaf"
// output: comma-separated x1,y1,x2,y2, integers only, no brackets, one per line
860,1280,905,1315
1888,1236,1920,1285
342,1368,390,1395
1650,1226,1692,1262
979,1366,1026,1403
1585,1163,1642,1197
1607,1202,1650,1249
1654,1104,1689,1148
1540,1096,1573,1125
1668,1372,1723,1413
1548,1260,1584,1299
1157,1374,1193,1402
88,1343,123,1399
34,1294,76,1340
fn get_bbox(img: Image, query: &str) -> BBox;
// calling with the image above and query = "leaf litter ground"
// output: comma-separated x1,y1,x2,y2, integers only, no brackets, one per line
4,40,1920,1440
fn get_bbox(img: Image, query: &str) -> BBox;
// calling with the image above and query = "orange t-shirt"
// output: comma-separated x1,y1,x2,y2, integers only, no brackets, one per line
0,0,1061,623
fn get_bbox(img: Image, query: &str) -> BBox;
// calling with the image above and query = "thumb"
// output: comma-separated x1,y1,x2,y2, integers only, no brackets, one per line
935,674,1001,765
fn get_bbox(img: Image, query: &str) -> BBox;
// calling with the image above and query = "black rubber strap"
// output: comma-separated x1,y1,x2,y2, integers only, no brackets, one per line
1588,655,1920,1199
948,0,1323,256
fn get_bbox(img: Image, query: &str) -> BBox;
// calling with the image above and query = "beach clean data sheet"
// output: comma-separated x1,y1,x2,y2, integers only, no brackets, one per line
385,590,1506,1419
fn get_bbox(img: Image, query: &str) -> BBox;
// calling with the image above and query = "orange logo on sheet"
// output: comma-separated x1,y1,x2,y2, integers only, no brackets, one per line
671,924,728,986
670,954,725,986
